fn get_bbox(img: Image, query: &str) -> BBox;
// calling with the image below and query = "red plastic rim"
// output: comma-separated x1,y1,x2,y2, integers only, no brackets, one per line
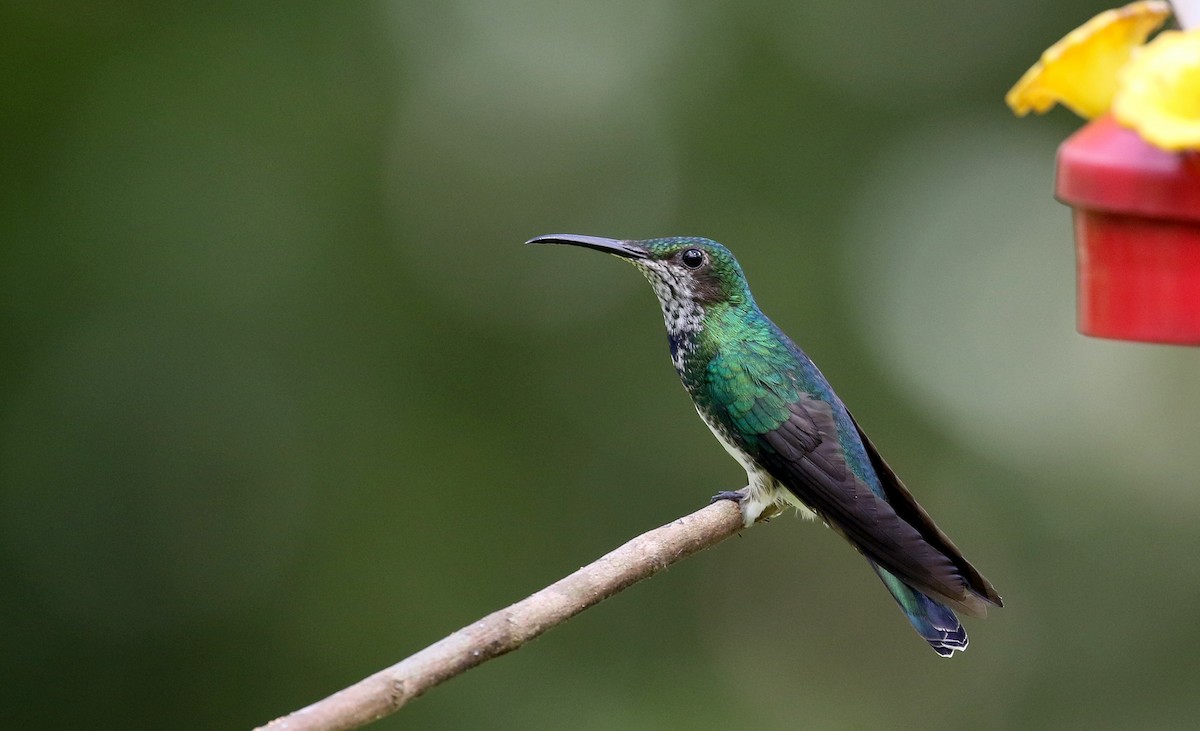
1057,117,1200,223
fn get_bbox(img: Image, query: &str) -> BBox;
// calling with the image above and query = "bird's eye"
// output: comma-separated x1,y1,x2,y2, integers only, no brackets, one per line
680,248,705,269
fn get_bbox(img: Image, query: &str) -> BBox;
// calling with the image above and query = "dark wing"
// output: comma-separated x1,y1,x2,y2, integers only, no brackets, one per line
750,394,996,617
846,410,1003,609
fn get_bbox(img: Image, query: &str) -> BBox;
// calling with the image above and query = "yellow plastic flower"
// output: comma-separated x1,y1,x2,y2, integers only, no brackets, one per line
1113,30,1200,150
1006,1,1171,119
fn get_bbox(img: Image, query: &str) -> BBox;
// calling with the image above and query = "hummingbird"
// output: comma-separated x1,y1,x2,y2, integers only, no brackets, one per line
527,234,1002,657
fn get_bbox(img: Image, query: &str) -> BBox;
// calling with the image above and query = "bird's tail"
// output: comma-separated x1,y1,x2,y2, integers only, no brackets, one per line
870,562,967,658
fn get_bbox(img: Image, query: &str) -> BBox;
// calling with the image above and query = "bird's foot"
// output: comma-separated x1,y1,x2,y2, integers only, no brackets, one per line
711,487,783,526
709,488,748,505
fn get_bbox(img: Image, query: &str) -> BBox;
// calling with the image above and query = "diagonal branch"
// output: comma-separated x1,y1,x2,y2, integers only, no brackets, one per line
254,499,747,731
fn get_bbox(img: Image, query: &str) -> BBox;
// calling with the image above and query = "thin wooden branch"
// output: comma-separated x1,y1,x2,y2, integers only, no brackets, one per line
255,499,746,731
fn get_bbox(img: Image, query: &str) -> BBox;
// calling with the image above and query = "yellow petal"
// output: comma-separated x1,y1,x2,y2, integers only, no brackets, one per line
1113,30,1200,150
1006,1,1171,119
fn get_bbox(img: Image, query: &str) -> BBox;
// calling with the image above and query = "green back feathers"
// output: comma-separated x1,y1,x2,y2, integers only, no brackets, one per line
695,307,799,441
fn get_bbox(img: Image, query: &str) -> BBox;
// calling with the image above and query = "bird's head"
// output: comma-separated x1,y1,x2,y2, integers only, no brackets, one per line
526,235,753,314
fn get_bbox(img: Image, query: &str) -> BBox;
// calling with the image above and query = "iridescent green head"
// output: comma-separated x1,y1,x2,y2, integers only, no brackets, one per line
526,234,753,311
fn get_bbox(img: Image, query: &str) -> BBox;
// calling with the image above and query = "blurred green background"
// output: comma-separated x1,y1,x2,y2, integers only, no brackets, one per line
5,2,1200,729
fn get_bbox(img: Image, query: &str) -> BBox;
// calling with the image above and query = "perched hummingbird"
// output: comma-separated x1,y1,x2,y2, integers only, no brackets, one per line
528,234,1002,657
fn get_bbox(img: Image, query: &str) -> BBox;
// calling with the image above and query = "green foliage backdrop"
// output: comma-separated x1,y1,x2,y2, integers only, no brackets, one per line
4,3,1200,729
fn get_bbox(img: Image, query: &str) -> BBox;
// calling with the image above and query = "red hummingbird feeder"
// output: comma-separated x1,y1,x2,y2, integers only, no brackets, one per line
1056,116,1200,344
1006,0,1200,344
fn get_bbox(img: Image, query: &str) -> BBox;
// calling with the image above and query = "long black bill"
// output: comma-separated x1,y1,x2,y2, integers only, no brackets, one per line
525,234,649,260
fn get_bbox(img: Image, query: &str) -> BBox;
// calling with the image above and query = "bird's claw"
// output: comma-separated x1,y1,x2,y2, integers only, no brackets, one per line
709,489,747,505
